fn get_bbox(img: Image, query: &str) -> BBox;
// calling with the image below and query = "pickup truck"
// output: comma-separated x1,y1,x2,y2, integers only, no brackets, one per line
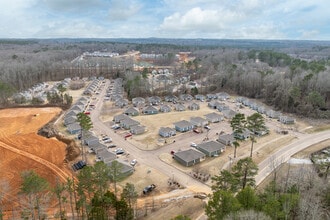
143,184,156,194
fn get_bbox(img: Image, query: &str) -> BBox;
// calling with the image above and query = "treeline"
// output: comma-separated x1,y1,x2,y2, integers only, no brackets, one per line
195,49,330,118
0,161,137,220
206,157,330,219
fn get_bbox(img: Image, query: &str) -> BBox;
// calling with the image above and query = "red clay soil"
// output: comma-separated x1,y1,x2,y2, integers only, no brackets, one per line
0,108,72,212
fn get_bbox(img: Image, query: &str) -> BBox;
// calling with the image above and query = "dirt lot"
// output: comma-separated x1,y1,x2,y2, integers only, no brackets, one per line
0,107,71,211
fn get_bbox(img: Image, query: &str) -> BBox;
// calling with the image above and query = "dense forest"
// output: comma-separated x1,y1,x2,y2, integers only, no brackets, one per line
0,39,329,118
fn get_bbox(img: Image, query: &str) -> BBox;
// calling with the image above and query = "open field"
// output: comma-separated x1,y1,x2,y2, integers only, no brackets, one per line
0,107,71,212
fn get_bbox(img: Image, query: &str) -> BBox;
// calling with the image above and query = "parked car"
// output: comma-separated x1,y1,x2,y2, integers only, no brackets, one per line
170,150,175,155
124,133,132,138
107,144,116,148
143,184,156,194
115,148,125,155
130,159,137,166
191,142,197,147
193,128,201,134
204,125,211,130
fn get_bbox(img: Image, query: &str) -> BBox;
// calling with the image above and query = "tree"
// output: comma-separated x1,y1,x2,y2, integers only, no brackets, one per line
65,177,76,220
0,80,15,106
20,170,49,220
76,112,93,162
52,178,66,219
236,186,258,209
211,170,239,193
246,113,266,157
121,183,138,213
205,190,241,220
108,161,123,196
232,157,258,190
307,91,325,109
230,113,246,158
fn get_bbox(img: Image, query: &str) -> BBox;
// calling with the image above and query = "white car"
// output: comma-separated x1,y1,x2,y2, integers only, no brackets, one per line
191,142,197,147
130,159,137,166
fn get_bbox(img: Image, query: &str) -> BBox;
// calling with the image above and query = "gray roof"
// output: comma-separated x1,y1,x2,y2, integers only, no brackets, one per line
121,118,140,126
174,120,193,128
174,149,205,163
124,107,139,115
218,134,235,143
190,116,207,124
113,114,130,122
67,122,81,131
97,148,117,161
204,112,223,120
159,127,176,133
106,159,134,174
197,141,225,153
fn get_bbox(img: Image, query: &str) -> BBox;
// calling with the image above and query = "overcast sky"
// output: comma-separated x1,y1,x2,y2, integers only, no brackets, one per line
0,0,329,40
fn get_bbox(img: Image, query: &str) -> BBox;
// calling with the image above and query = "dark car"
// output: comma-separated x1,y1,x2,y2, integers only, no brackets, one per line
143,184,156,194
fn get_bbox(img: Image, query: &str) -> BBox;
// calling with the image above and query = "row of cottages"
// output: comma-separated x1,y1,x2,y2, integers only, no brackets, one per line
208,100,229,111
206,92,230,101
173,140,226,166
83,79,100,95
64,97,89,134
132,97,145,107
236,97,295,124
172,113,225,134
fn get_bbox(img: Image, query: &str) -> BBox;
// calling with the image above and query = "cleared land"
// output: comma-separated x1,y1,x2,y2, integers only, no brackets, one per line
0,108,71,211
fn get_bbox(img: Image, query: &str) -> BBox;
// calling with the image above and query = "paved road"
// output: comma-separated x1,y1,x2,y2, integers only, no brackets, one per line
90,80,212,194
255,130,330,185
88,79,330,195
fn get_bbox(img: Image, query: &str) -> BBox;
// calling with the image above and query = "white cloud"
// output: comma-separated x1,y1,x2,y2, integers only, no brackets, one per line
108,0,142,21
160,7,243,33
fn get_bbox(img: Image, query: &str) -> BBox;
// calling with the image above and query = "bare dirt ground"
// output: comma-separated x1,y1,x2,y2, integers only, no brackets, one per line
0,107,71,213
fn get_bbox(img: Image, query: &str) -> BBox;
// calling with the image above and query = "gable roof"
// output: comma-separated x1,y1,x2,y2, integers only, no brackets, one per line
173,120,193,128
197,141,225,153
174,149,205,163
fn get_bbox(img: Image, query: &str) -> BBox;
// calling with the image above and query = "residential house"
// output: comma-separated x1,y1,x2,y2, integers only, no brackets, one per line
179,94,194,101
148,96,162,105
204,112,224,123
206,93,217,100
173,120,194,132
217,134,235,146
188,102,200,110
196,141,226,157
216,103,230,112
70,105,84,112
190,117,208,127
65,110,79,118
174,103,186,111
130,125,146,135
124,107,139,116
279,115,295,124
115,98,129,108
84,135,99,146
173,149,206,167
64,116,77,126
208,100,222,109
120,118,140,130
67,123,81,134
106,159,134,178
222,109,237,119
88,142,107,153
113,114,130,123
159,127,176,137
132,97,145,107
142,105,159,115
266,110,281,119
216,92,230,101
165,95,178,103
195,94,206,101
159,104,172,113
96,148,117,163
233,128,251,140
